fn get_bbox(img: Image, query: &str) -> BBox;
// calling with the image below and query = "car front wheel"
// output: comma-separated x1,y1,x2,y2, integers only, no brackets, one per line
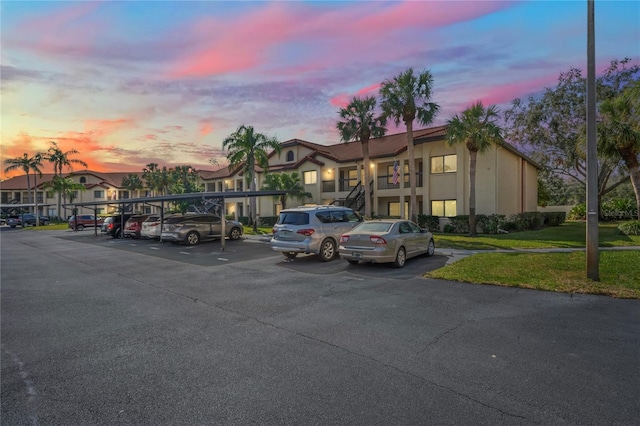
319,239,337,262
76,224,84,231
393,247,406,268
186,231,200,245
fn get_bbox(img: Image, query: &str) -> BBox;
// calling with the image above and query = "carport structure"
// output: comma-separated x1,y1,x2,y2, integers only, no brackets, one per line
66,190,285,250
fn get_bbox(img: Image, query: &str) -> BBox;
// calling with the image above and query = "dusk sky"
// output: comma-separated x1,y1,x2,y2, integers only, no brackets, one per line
1,0,639,179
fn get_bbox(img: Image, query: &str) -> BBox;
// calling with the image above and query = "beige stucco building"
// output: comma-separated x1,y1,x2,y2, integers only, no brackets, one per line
1,126,539,222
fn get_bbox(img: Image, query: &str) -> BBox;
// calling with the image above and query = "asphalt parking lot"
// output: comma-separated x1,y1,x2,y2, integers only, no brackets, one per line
56,230,449,279
2,228,639,425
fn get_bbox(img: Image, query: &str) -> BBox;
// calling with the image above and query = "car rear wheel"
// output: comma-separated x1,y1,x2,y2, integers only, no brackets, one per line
393,247,406,268
284,252,298,259
76,224,84,231
229,227,242,240
186,231,200,245
319,239,337,262
426,239,435,257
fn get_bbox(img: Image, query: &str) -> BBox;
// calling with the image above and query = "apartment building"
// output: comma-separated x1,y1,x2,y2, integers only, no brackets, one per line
1,126,539,221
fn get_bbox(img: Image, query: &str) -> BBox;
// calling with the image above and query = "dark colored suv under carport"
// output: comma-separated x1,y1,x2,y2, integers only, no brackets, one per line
101,214,134,238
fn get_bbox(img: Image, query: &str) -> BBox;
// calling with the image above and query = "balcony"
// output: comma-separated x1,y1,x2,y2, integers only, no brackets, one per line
377,173,423,189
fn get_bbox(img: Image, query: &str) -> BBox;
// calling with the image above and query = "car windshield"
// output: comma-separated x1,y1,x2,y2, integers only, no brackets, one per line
353,222,393,233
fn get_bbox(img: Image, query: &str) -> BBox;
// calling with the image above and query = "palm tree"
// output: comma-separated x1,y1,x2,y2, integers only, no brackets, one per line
121,173,144,196
223,125,282,231
598,82,640,219
446,101,504,236
337,96,387,218
143,163,161,196
4,153,44,215
261,172,312,210
43,176,86,219
46,141,88,220
380,68,440,222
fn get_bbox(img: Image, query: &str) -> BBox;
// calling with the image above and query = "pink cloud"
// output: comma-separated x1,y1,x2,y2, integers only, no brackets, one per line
168,1,515,79
14,2,104,58
199,122,213,137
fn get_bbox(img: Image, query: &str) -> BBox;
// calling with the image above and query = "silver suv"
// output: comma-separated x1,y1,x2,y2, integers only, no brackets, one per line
270,205,362,261
160,214,243,245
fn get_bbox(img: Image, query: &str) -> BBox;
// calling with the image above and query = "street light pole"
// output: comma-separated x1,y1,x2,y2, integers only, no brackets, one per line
586,0,599,280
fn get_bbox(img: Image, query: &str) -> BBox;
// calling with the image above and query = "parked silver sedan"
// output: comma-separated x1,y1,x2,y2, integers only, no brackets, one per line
160,214,243,245
338,219,435,268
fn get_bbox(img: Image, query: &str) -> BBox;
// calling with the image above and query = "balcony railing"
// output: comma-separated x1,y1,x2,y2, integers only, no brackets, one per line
322,180,336,192
339,179,359,192
377,173,423,189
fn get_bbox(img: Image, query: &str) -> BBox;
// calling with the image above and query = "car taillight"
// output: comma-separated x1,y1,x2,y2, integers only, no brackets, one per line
296,228,315,236
370,236,387,244
340,235,349,243
108,223,114,230
272,227,276,235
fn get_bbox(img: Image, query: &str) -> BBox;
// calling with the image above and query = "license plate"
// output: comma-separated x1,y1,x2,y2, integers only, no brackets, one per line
282,230,292,236
352,252,362,258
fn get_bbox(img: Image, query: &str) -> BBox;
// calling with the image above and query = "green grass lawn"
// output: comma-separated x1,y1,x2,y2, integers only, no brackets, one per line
428,221,640,299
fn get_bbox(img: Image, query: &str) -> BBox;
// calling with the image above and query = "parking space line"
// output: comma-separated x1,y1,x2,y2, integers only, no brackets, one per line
217,258,229,261
179,251,191,255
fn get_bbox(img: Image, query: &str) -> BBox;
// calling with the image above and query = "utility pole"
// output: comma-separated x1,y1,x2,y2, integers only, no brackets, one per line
586,0,599,280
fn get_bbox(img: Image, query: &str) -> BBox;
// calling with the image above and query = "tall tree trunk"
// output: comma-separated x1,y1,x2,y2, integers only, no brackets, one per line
405,121,417,222
362,138,372,219
622,152,640,220
34,174,39,226
469,150,478,237
26,172,32,214
57,166,63,221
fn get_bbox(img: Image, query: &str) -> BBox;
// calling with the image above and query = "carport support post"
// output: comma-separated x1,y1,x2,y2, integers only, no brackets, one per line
220,197,226,252
160,201,165,243
93,206,98,236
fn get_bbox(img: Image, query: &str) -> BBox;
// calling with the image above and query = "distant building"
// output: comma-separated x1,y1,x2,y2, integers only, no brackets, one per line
1,126,539,223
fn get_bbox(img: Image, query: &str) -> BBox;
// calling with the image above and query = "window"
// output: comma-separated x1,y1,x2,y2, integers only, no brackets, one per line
431,200,457,217
119,191,130,199
286,150,294,162
388,202,409,218
79,177,87,183
348,169,358,187
94,190,104,198
431,155,457,174
303,171,317,185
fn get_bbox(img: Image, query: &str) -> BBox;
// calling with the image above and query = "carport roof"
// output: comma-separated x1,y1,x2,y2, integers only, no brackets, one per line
66,190,286,208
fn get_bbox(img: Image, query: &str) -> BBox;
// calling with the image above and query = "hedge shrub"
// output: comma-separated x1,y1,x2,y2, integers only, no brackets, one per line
618,220,640,236
416,214,440,232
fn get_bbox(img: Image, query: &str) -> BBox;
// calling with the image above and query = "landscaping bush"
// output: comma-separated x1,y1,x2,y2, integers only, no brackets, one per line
417,214,440,232
500,221,521,232
447,215,470,234
542,211,566,226
443,223,455,233
258,216,278,227
618,220,640,236
510,212,543,230
602,199,638,221
476,214,507,234
568,203,586,220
